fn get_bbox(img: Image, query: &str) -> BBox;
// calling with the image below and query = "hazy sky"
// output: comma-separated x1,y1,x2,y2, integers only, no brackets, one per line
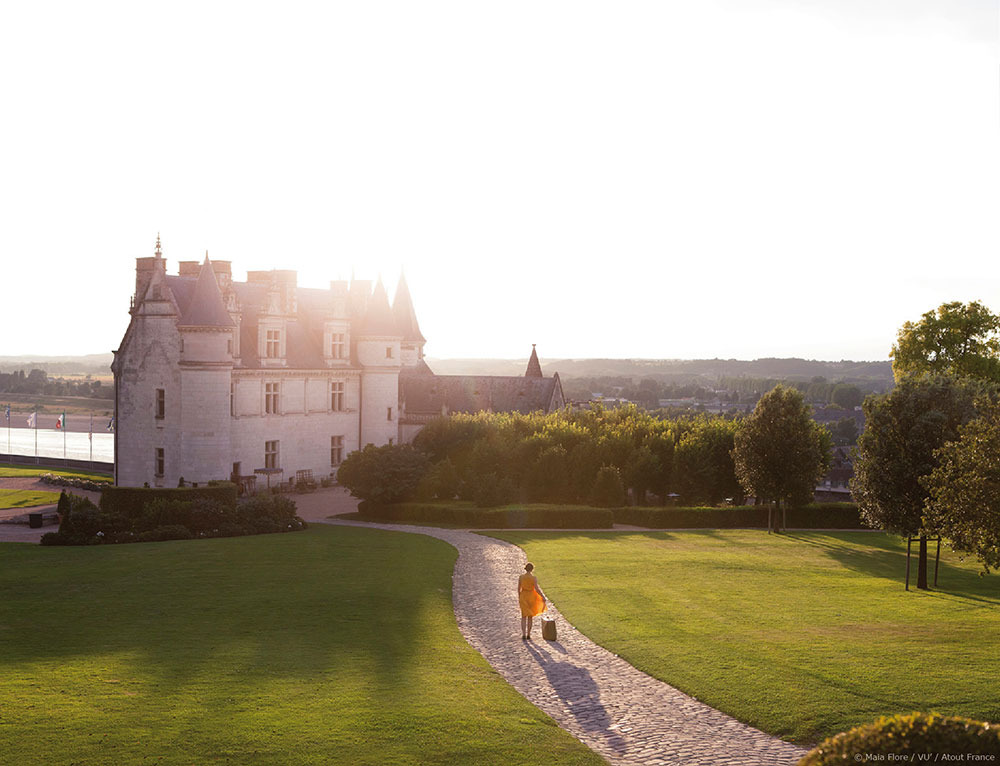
2,1,997,362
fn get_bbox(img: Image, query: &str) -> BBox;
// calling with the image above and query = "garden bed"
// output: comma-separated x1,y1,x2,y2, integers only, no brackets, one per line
358,501,615,529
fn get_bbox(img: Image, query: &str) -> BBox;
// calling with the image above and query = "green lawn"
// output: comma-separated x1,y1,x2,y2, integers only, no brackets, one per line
0,462,112,481
492,530,1000,745
0,525,601,766
0,488,60,509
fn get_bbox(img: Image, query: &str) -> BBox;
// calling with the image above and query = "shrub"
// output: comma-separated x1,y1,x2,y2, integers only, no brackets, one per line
40,532,69,546
525,446,571,503
135,525,193,543
798,712,1000,765
590,466,625,508
428,458,460,500
473,473,517,508
357,502,614,529
336,443,430,504
100,484,238,518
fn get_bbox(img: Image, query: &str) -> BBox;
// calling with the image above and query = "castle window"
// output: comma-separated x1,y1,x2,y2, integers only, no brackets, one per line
387,406,392,421
331,333,346,360
154,448,164,477
265,382,280,414
266,329,281,358
331,381,345,411
180,338,184,353
228,338,233,355
331,435,344,466
230,382,235,416
265,440,279,469
385,346,393,359
155,389,165,419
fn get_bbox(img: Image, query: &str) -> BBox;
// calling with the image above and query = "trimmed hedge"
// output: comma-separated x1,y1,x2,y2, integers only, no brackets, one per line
41,491,305,545
614,503,867,530
798,712,1000,764
358,502,614,529
100,484,238,518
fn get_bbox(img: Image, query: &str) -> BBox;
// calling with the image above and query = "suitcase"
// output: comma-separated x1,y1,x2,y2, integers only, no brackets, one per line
541,617,557,641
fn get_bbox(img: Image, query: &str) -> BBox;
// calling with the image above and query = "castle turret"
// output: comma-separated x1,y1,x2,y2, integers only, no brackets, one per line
357,278,401,446
176,255,236,484
392,272,426,369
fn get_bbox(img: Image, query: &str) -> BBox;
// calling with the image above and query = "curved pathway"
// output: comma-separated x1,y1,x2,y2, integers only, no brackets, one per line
331,519,807,766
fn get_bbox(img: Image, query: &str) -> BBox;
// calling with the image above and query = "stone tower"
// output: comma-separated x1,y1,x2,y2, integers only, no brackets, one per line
357,277,402,446
175,255,236,484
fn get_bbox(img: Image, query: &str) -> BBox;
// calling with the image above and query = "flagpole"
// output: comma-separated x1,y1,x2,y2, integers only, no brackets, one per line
63,412,67,464
34,412,38,465
89,413,94,469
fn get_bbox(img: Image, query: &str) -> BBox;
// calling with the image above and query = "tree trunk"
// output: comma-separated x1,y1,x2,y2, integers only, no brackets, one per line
917,534,929,590
773,498,781,533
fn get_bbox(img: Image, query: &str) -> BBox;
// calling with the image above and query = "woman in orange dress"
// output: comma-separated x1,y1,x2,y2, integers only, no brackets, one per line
518,562,546,640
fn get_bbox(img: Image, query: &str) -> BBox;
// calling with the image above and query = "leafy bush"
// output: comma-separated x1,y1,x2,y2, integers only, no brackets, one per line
358,502,614,529
473,473,517,508
336,444,430,504
798,712,1000,764
100,484,237,518
590,466,625,508
42,489,304,546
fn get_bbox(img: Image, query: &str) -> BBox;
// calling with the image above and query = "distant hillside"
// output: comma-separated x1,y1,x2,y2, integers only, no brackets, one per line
0,353,114,375
428,357,893,385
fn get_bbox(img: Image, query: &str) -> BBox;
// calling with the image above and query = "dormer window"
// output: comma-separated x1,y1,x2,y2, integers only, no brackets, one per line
266,330,281,358
331,333,346,360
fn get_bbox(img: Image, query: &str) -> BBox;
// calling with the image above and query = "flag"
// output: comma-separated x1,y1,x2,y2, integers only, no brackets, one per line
27,412,36,428
107,416,115,432
4,404,9,422
89,414,93,442
56,412,65,430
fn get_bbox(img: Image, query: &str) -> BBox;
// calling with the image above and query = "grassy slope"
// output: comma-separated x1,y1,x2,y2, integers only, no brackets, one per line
0,463,112,481
492,530,1000,745
0,488,60,509
0,525,601,766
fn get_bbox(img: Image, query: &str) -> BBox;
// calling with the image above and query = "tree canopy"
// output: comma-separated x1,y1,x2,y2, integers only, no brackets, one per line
850,375,981,588
890,301,1000,383
732,385,831,515
922,402,1000,574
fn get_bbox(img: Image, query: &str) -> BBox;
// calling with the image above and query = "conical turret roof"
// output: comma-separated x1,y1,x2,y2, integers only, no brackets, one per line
525,344,543,378
359,278,399,336
392,273,426,343
178,254,236,328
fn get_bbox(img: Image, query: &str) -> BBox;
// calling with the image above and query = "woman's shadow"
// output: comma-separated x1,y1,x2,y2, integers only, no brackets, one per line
524,639,626,754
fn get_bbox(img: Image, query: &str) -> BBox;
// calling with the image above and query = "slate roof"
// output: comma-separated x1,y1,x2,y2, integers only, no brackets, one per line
392,274,426,343
400,374,562,416
176,258,236,328
360,279,399,337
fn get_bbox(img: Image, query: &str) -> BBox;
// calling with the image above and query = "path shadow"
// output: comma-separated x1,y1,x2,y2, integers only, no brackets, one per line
525,639,626,754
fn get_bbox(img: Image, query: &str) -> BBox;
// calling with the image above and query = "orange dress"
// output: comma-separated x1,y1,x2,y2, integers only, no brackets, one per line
518,573,545,617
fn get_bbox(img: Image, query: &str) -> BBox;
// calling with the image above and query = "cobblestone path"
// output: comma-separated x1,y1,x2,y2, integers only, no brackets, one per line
331,520,808,766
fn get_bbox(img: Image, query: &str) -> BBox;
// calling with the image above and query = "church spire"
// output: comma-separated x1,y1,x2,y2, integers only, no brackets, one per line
525,344,543,378
154,233,162,258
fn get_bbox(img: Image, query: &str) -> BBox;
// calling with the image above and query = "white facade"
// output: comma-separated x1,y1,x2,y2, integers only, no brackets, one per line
112,241,421,487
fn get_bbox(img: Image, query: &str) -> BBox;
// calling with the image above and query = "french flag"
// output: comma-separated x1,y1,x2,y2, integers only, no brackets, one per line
56,413,65,430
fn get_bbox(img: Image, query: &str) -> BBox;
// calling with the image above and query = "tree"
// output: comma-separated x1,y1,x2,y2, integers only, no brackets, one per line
830,416,859,446
674,416,741,505
590,465,625,508
336,444,430,505
850,376,979,589
830,383,863,410
732,385,831,531
922,402,1000,574
891,301,1000,383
